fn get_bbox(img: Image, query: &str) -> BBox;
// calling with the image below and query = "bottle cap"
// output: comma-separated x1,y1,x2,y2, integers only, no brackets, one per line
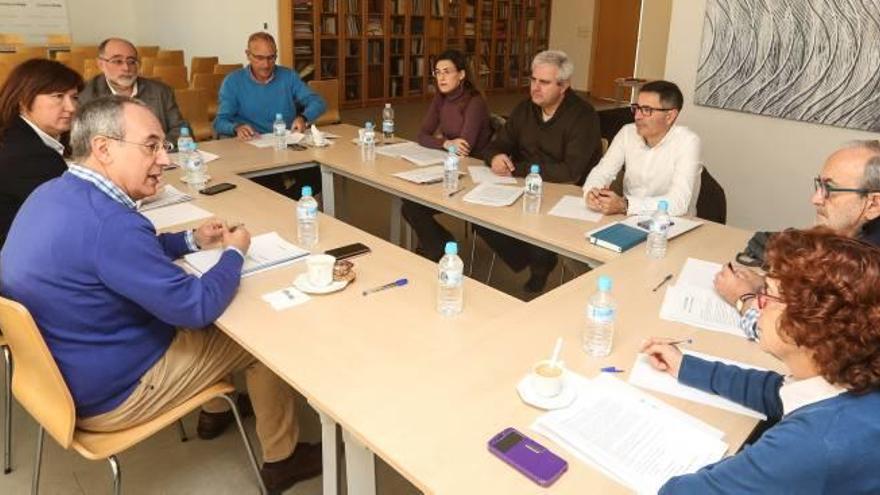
530,164,540,174
385,103,391,108
447,145,457,154
275,113,283,120
180,126,190,136
444,241,458,255
365,121,374,129
658,199,669,212
598,275,612,292
301,186,312,197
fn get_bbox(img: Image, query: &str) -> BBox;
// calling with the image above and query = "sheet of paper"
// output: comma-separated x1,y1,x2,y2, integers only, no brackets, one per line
532,374,728,495
141,202,213,230
621,215,703,240
392,165,445,184
659,284,744,336
375,142,447,165
138,185,193,212
629,351,768,419
467,165,517,185
677,258,725,291
185,232,309,278
462,183,524,207
548,195,603,222
262,287,311,310
168,149,220,168
246,132,305,148
375,141,421,158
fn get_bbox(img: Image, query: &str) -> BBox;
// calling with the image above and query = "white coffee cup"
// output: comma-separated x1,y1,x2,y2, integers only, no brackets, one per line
531,359,564,398
306,254,336,287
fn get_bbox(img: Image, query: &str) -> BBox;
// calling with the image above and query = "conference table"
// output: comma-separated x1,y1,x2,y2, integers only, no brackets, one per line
161,128,784,494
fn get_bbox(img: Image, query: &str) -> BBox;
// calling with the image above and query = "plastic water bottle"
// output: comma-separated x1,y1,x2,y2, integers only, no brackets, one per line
381,103,395,143
183,143,207,188
443,145,460,195
647,199,671,259
437,241,464,316
362,121,376,161
273,113,287,151
584,275,616,357
523,164,542,214
177,126,194,154
297,185,319,248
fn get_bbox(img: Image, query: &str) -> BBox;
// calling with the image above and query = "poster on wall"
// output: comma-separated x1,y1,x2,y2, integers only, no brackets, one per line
0,0,71,44
694,0,880,132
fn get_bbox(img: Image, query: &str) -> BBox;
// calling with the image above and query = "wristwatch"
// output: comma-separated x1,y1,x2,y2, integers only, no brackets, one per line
736,293,756,313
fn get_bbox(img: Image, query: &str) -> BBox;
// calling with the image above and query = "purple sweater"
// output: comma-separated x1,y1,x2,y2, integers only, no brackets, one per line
417,86,492,159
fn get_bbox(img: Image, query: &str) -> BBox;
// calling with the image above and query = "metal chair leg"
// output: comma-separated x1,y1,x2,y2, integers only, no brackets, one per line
31,426,44,495
468,228,478,277
219,394,266,495
176,419,188,442
3,344,11,474
559,263,567,287
485,254,496,285
108,455,121,495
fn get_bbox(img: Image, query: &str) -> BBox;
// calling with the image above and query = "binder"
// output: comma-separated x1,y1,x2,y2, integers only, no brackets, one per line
587,223,648,253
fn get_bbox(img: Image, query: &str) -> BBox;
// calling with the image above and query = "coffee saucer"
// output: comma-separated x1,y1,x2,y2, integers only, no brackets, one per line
180,175,212,185
516,373,578,410
294,274,348,294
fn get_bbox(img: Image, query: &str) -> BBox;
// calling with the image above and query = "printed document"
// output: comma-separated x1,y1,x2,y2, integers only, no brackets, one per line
142,202,212,230
392,165,446,184
185,232,309,277
376,142,448,166
548,195,603,222
659,258,744,337
462,183,523,207
467,165,517,184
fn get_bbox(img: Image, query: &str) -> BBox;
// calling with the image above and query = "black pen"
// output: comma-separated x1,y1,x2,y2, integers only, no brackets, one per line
652,273,673,292
447,187,466,198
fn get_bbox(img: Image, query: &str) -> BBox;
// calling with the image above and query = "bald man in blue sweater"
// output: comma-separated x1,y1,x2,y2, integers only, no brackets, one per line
1,96,320,492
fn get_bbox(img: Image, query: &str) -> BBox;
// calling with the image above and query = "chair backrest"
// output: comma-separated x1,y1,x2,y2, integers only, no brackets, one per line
174,88,209,125
153,65,188,90
136,45,160,58
0,297,75,449
47,34,72,47
190,56,218,77
15,46,49,58
307,79,340,125
213,63,242,75
191,72,224,99
83,58,98,72
0,33,25,46
69,45,98,58
83,65,102,81
140,57,155,77
696,167,727,224
156,49,184,66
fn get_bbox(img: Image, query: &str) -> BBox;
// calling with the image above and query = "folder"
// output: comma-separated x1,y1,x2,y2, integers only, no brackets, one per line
586,223,648,253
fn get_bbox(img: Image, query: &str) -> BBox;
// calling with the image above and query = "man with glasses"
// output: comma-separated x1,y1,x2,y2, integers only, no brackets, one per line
79,37,188,145
715,140,880,340
1,96,322,493
582,80,702,216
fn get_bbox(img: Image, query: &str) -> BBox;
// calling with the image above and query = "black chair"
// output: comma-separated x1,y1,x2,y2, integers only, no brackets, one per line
696,167,727,224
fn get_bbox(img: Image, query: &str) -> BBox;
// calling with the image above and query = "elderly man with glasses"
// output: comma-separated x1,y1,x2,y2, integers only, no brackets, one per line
582,80,702,217
79,37,189,145
0,96,322,493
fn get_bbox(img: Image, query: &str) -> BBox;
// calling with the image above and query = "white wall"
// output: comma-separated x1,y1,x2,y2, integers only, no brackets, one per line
634,0,672,80
548,0,595,91
67,0,136,44
665,0,880,231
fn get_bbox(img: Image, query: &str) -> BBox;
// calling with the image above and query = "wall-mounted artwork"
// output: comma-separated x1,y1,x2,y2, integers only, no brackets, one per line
695,0,880,132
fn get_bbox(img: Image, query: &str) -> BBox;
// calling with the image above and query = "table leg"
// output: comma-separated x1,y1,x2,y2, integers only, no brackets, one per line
342,429,377,495
389,196,402,246
320,165,336,217
316,409,339,495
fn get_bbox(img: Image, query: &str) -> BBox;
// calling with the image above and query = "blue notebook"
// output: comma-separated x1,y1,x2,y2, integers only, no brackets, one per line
587,223,648,253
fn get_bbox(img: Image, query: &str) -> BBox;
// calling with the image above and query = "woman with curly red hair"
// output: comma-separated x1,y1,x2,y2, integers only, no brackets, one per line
643,227,880,494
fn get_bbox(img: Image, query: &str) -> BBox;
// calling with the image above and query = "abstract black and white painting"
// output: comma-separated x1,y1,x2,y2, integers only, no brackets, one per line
695,0,880,132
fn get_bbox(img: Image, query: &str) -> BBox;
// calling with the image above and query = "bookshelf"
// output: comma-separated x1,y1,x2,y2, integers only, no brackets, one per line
280,0,551,108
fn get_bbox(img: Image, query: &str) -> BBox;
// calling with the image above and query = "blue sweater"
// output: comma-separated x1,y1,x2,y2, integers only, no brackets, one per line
660,356,880,494
0,172,244,417
213,66,326,136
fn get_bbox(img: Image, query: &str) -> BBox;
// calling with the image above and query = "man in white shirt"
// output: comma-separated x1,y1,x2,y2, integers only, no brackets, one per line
582,80,702,217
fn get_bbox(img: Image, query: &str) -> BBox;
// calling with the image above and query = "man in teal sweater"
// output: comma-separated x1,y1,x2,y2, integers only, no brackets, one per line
1,96,320,492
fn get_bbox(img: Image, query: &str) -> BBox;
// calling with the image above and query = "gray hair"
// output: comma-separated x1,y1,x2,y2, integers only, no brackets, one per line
71,96,147,161
843,140,880,191
97,37,138,58
531,50,574,82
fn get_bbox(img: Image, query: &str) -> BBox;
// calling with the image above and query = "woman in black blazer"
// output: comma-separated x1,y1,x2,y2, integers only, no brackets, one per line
0,58,83,247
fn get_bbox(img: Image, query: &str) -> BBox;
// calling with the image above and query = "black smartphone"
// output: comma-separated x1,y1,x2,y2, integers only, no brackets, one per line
325,242,371,260
199,183,237,195
287,143,308,151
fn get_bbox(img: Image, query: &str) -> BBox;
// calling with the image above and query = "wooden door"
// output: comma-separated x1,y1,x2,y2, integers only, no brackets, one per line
590,0,641,100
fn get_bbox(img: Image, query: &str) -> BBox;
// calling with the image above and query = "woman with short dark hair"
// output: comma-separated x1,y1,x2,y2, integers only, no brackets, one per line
644,227,880,494
0,58,84,247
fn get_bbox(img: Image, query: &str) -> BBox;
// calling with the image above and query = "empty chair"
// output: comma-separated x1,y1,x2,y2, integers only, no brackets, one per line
307,79,341,125
140,56,155,77
46,34,71,47
68,45,98,58
213,63,243,75
0,296,265,495
190,56,218,77
136,45,159,58
0,34,24,47
15,46,48,59
55,51,86,76
83,65,102,81
174,88,213,141
190,72,224,119
156,49,184,66
153,65,188,90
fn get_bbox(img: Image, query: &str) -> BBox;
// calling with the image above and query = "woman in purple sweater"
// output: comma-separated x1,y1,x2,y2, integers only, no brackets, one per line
403,49,492,261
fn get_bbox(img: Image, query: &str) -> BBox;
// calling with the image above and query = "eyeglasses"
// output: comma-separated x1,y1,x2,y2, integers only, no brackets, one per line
630,104,675,116
105,136,173,156
432,67,458,77
813,176,880,200
99,57,140,68
756,288,784,310
248,52,277,63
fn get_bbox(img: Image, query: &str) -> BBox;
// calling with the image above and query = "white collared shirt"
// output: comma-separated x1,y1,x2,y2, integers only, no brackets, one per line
582,123,702,216
19,114,65,156
105,77,138,97
779,375,846,415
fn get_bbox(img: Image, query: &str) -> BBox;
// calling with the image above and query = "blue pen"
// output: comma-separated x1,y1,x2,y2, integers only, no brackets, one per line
362,278,408,296
600,366,625,373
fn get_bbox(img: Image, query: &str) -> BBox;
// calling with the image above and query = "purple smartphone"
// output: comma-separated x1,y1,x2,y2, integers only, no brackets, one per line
488,427,568,487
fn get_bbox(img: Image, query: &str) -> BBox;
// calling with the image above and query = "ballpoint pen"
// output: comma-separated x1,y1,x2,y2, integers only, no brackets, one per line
447,187,465,198
362,278,408,296
600,366,625,373
652,274,673,292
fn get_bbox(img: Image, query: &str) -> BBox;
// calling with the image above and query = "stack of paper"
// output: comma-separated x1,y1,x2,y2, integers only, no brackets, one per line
629,350,768,419
246,132,306,148
533,373,728,494
141,203,213,230
375,142,448,166
462,183,523,207
659,258,744,336
392,165,446,184
138,185,193,212
467,166,517,185
184,232,309,278
548,195,603,222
